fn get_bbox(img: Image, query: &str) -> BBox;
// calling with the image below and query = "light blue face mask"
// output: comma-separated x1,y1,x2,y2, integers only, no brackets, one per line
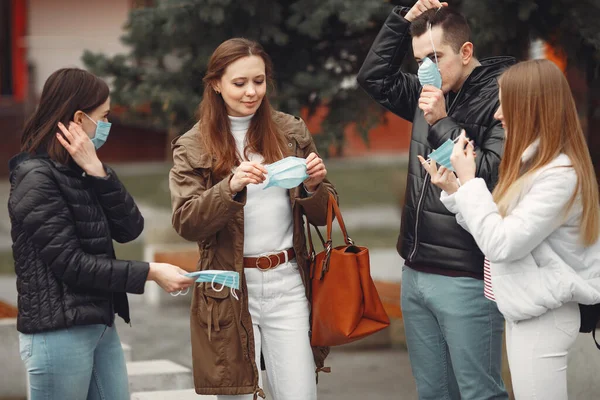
417,21,442,89
171,270,240,300
84,113,111,150
426,136,461,171
418,57,442,89
263,156,309,190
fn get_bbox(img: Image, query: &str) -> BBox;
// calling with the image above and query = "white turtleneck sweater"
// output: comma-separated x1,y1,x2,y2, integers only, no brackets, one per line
229,115,294,257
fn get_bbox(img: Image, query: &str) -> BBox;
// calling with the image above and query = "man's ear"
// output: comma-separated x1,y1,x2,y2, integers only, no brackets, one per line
461,42,474,66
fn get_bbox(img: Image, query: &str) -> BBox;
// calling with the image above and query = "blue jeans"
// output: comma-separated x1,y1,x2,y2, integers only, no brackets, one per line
19,324,129,400
401,267,508,400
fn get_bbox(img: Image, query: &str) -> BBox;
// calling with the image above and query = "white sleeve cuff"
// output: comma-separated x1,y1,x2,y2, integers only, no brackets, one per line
440,191,460,214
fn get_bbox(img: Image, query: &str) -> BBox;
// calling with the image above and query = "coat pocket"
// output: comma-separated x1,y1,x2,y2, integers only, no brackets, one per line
195,284,236,341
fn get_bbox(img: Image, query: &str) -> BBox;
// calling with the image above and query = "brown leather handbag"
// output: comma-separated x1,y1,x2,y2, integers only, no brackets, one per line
307,193,390,347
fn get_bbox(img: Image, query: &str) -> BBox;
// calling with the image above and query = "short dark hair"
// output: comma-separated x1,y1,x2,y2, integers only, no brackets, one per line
20,68,109,164
409,8,472,53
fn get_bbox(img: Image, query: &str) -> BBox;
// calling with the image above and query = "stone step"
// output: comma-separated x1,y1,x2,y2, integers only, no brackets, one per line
130,372,271,399
122,342,132,362
567,330,600,399
127,360,193,393
0,318,26,398
131,389,215,400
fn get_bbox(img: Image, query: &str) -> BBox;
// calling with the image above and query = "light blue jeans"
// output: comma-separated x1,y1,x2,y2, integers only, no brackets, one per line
401,266,508,400
19,324,129,400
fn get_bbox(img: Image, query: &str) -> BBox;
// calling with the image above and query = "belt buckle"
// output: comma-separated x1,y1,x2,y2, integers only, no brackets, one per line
256,253,279,271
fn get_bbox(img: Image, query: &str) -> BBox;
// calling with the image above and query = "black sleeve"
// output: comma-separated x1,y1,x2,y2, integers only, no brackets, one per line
428,117,505,190
87,166,144,244
10,166,149,294
356,6,422,122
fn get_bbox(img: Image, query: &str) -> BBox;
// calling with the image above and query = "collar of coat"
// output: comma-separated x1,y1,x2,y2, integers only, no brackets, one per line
521,138,541,163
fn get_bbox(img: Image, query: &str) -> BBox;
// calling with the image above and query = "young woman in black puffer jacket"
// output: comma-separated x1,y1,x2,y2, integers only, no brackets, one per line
8,68,194,400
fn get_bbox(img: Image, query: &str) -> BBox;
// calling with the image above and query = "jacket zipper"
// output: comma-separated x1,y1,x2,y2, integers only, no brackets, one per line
408,174,430,261
409,77,471,262
237,209,262,396
89,173,123,325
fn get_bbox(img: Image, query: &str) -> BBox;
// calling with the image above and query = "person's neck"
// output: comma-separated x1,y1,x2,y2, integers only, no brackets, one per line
453,59,481,93
228,114,253,132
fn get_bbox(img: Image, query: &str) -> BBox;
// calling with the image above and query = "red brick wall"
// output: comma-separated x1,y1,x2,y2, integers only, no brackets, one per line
303,106,412,157
0,118,169,177
343,113,412,157
95,124,168,163
0,106,412,178
0,103,26,177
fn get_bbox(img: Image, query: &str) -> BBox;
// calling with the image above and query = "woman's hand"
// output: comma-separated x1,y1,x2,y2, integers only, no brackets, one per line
450,130,477,184
56,122,106,177
229,161,268,193
304,152,327,192
418,156,460,194
148,263,196,293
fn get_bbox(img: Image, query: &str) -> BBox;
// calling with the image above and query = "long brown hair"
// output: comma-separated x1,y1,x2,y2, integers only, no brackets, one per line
21,68,109,164
198,38,287,179
493,59,599,245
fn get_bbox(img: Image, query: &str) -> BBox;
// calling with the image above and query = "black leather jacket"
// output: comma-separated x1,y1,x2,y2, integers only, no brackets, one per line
8,152,149,333
357,6,516,277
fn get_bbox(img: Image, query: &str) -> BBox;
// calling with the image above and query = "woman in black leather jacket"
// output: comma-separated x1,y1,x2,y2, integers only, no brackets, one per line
8,68,194,400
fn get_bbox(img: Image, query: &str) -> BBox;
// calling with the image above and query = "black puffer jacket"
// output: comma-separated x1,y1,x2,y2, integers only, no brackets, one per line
357,7,516,277
8,152,149,334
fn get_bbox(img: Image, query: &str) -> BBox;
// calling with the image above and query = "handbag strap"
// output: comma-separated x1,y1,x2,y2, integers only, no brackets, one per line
306,215,326,280
306,192,354,280
306,215,326,259
324,192,353,246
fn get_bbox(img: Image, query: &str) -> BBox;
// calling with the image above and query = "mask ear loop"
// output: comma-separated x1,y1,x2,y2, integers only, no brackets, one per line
427,21,439,67
211,275,226,292
428,6,443,67
230,274,240,300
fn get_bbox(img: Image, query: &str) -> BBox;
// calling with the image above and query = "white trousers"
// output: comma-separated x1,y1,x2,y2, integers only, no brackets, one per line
506,302,580,399
218,260,317,400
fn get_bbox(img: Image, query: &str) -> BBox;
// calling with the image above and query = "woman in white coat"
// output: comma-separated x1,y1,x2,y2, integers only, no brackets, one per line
420,59,600,399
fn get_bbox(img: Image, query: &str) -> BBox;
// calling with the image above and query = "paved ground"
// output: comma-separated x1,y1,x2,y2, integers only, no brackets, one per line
118,293,417,400
0,159,416,398
0,276,417,399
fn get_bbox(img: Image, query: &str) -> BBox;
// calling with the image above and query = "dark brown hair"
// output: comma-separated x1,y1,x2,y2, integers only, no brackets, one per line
410,8,472,54
198,38,288,179
21,68,109,164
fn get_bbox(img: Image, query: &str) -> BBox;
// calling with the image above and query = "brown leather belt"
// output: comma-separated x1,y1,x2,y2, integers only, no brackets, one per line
243,248,295,271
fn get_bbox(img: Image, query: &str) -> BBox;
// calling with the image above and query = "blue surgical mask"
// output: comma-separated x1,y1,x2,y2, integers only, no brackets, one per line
263,156,309,190
417,21,442,89
171,270,240,300
84,113,111,150
427,137,460,171
418,57,442,89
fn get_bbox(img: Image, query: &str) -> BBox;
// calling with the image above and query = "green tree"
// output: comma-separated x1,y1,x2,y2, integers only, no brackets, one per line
83,0,393,157
454,0,600,179
393,0,600,178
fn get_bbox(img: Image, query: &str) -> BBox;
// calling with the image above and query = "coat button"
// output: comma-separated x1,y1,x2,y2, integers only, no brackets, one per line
288,143,293,148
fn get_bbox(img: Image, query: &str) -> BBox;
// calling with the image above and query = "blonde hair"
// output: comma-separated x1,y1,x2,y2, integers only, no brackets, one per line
493,59,599,246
